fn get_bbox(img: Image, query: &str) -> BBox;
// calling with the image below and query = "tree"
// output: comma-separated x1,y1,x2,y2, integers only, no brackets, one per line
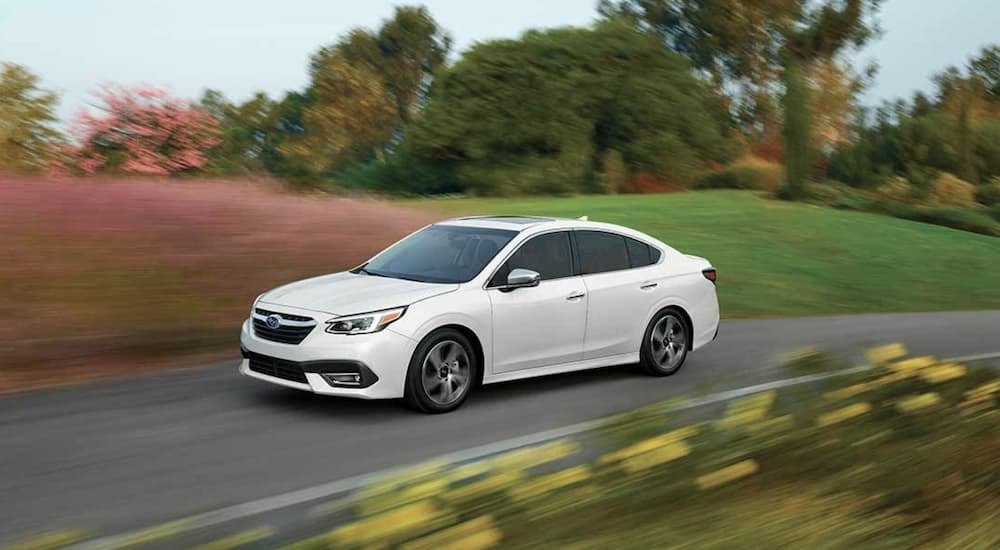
288,56,397,172
931,45,1000,182
407,22,734,195
200,90,281,174
298,5,451,171
781,59,810,197
334,6,451,127
600,0,882,196
69,85,220,175
0,63,63,172
968,45,1000,102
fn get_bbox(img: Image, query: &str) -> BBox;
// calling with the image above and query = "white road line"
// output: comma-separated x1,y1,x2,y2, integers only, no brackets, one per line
947,352,1000,363
70,352,999,550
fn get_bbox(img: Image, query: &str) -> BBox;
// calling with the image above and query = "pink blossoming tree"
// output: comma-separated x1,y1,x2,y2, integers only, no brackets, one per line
69,85,220,175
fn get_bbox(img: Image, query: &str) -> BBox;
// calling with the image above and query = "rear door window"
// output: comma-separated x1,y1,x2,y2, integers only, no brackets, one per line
576,231,630,274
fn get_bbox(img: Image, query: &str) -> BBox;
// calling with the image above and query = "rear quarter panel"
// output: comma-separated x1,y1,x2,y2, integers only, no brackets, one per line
642,253,720,352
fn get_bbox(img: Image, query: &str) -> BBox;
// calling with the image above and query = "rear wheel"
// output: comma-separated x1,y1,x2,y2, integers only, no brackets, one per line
640,309,689,376
404,329,476,413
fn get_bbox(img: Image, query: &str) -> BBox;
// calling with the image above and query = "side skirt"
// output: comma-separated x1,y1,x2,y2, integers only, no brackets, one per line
483,352,640,385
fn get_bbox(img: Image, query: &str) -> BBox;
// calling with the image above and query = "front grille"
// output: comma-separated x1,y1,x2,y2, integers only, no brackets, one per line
247,351,308,384
253,308,316,345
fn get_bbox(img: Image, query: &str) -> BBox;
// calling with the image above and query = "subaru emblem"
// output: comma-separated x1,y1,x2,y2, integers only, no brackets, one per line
265,314,282,329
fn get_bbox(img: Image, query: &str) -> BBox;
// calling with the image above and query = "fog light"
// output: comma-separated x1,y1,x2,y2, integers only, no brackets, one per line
322,373,362,387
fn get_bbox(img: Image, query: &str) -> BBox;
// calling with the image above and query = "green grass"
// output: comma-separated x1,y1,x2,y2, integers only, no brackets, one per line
403,191,1000,317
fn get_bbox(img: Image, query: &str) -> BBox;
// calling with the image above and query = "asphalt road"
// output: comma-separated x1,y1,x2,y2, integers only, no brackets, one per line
1,310,999,545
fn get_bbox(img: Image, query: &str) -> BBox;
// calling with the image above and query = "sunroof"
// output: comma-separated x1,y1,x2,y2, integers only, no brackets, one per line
460,215,553,225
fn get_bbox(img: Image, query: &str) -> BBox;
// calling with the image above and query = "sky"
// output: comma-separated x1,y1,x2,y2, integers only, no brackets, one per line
0,0,997,122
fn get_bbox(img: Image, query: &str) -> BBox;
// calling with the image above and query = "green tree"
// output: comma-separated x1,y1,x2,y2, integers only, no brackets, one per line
200,90,281,174
781,59,810,197
292,56,397,170
408,22,734,195
967,45,1000,103
300,5,450,172
0,63,63,172
600,0,882,197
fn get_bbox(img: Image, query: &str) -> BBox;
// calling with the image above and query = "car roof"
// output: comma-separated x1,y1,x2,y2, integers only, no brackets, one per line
436,215,637,235
435,215,674,255
436,215,558,231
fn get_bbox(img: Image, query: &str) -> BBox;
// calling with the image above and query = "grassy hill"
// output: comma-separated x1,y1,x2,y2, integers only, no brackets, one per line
405,191,1000,317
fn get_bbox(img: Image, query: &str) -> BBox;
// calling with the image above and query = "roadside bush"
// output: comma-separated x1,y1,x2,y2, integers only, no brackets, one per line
696,166,764,190
986,204,1000,222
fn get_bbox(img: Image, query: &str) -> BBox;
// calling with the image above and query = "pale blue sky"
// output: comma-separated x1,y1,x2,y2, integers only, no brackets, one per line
0,0,997,121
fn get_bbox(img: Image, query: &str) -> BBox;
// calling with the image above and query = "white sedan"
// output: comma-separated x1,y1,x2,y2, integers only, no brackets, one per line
240,216,719,413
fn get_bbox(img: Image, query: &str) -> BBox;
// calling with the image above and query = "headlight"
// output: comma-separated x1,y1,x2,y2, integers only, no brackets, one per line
325,306,406,335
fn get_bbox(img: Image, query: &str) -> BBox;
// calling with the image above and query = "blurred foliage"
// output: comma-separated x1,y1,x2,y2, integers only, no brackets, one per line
277,346,999,549
0,63,63,173
67,85,220,175
780,58,811,199
929,172,979,208
401,21,735,195
600,1,880,169
4,2,1000,214
695,166,765,191
828,45,1000,204
287,6,450,174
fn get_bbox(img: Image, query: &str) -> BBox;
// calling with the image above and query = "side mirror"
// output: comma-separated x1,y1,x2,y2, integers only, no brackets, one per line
504,268,541,290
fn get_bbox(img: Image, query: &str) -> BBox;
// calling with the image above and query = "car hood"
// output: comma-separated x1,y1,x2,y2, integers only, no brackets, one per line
258,272,458,316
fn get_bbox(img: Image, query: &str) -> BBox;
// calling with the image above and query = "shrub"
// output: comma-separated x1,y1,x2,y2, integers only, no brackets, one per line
928,172,978,208
866,199,998,236
458,156,585,196
906,206,999,236
876,176,917,203
333,154,462,196
975,177,1000,206
696,166,764,190
802,180,865,207
732,156,785,190
986,204,1000,222
600,150,627,194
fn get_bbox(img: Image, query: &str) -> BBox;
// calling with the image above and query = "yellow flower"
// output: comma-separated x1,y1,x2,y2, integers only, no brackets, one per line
817,403,872,426
895,393,941,413
865,343,907,364
696,460,759,489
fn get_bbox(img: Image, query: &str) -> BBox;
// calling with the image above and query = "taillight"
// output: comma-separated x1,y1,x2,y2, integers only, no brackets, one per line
702,268,717,284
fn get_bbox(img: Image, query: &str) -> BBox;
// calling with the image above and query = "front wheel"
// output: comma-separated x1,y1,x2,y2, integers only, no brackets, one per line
639,309,689,376
404,329,476,413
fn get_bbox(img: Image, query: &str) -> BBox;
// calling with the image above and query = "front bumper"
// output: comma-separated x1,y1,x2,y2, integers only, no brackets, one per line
238,317,416,399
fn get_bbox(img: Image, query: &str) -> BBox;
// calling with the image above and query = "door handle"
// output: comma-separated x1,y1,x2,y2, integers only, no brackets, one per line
640,282,658,290
566,292,586,301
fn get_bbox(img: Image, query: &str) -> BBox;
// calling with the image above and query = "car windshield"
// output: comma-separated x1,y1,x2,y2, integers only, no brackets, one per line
359,225,517,284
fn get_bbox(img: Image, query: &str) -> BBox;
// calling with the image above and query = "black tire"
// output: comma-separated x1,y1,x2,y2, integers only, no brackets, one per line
404,328,477,414
639,308,690,376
